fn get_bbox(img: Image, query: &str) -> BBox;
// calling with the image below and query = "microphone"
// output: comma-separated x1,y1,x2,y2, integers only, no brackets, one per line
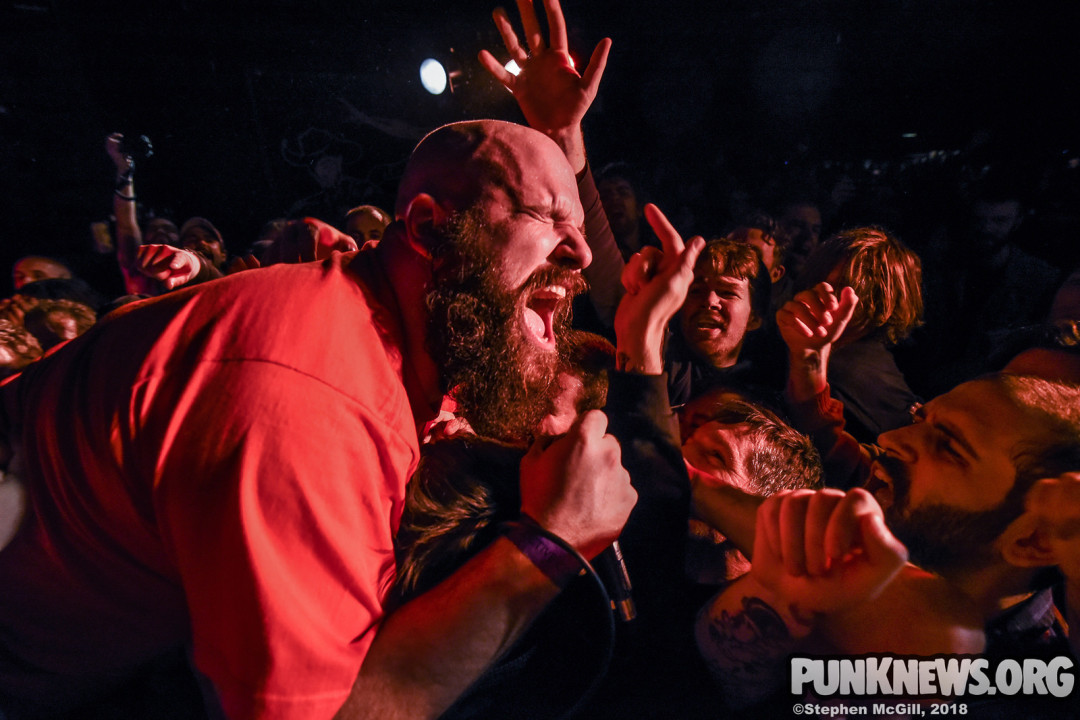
595,540,636,622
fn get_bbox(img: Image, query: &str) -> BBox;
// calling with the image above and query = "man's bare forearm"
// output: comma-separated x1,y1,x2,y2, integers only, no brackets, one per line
695,574,809,708
691,480,763,557
335,537,561,720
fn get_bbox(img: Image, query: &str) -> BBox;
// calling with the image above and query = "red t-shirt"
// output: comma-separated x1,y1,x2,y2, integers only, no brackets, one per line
0,251,420,718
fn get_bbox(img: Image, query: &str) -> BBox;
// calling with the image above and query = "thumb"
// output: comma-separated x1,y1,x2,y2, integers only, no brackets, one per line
580,37,612,97
836,286,859,326
859,512,908,572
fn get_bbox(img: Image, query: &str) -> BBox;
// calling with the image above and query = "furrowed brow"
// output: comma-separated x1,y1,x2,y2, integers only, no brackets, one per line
936,419,978,461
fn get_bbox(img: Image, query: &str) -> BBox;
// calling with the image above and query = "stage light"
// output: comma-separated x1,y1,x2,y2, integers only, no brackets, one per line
420,58,448,95
504,59,522,77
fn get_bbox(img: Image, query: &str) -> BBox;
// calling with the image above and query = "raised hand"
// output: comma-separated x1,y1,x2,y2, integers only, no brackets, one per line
226,254,262,275
105,133,133,175
135,244,201,290
519,409,635,558
777,282,859,401
261,218,357,266
777,282,859,356
479,0,611,171
0,295,37,327
613,204,705,373
750,488,907,617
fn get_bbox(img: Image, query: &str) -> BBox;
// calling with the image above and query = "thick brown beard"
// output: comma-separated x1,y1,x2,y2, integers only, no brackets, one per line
876,454,1012,574
425,208,586,445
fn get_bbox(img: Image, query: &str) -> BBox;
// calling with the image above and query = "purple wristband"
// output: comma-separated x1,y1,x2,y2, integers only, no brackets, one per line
502,518,581,588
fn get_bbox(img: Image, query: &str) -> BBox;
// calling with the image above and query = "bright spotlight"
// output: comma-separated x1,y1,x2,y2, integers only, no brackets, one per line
420,58,448,95
504,59,522,77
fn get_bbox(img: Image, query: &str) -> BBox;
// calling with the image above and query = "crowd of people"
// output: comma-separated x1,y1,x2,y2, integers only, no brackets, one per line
1,1,1079,719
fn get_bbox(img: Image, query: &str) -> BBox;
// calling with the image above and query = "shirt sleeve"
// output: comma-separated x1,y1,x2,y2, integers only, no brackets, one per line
785,383,873,490
577,162,625,329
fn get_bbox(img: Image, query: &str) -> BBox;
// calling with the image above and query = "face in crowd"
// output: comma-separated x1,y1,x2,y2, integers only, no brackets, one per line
730,227,784,284
417,122,591,443
681,390,823,582
179,220,226,269
597,175,641,239
679,240,764,370
870,375,1080,576
969,199,1022,254
12,256,71,290
779,202,822,276
345,206,391,246
145,219,180,247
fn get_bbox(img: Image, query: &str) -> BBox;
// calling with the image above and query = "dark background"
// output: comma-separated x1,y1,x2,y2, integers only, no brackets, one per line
2,0,1077,296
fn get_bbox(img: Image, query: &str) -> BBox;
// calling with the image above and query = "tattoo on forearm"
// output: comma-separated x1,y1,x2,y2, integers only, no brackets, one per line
697,597,796,704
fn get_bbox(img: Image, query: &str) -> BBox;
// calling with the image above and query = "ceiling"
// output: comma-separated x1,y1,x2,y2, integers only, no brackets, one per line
2,0,1076,291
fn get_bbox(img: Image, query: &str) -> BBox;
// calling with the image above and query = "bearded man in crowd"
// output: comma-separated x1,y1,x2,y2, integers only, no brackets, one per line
0,119,635,720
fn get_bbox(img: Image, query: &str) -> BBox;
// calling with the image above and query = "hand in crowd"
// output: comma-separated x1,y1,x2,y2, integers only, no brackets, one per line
613,204,705,373
261,218,357,266
519,410,635,559
105,132,132,175
777,282,859,356
479,0,610,167
226,254,262,274
750,488,908,617
135,244,201,290
1026,473,1080,583
0,295,37,327
777,282,859,402
421,410,475,444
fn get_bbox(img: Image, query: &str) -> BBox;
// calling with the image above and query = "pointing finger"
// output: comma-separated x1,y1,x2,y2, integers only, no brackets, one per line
643,203,686,260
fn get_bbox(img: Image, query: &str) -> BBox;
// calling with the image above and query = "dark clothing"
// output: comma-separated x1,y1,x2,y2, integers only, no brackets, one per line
968,587,1076,719
571,162,624,340
911,240,1063,396
439,372,720,719
665,328,783,410
984,587,1069,659
827,338,920,444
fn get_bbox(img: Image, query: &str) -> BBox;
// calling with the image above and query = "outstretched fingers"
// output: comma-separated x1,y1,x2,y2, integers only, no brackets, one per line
478,49,515,88
541,0,567,51
492,7,529,63
515,0,545,53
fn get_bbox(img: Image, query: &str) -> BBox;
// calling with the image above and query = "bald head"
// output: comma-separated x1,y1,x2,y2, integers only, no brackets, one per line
395,120,572,219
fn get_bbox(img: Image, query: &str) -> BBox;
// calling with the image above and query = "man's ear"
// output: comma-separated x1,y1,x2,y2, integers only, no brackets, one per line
747,311,763,332
999,512,1059,568
401,193,449,260
770,264,786,283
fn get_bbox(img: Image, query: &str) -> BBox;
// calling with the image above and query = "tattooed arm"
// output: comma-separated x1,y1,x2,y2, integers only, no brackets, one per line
694,575,810,707
694,488,907,707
